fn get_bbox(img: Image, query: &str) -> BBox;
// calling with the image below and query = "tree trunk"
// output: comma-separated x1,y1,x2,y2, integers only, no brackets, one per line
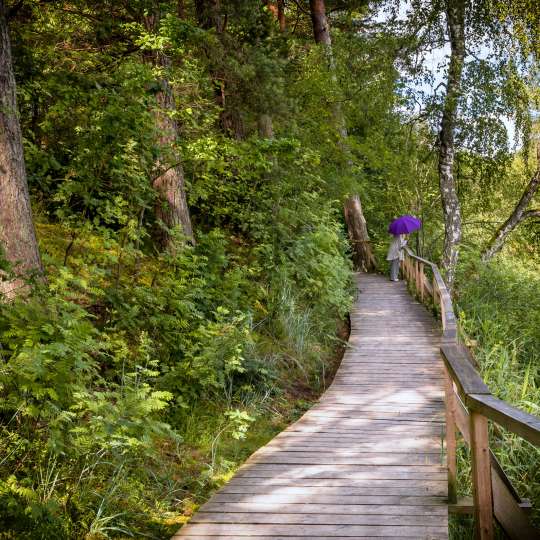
267,0,286,30
145,13,194,249
310,0,331,45
481,144,540,261
438,0,465,288
258,113,274,139
344,195,377,271
0,1,43,298
309,0,376,271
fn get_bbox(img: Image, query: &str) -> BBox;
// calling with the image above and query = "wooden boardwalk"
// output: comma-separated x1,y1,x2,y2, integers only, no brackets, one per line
173,273,448,539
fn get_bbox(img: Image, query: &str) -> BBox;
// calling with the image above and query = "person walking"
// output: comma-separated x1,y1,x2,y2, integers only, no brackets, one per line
386,215,422,282
387,234,407,281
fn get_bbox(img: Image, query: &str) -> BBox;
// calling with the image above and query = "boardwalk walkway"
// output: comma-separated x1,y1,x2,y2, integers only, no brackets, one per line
174,273,449,539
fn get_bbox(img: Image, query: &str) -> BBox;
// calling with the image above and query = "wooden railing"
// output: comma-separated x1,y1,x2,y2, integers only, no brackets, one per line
402,247,540,540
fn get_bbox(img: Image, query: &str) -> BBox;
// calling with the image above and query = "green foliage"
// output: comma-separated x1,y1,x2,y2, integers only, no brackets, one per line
453,255,540,529
3,0,540,538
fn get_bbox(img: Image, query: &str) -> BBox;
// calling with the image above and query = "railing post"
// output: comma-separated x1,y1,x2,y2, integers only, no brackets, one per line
440,291,446,333
405,256,409,281
418,262,424,301
470,411,494,540
406,256,410,282
443,366,457,504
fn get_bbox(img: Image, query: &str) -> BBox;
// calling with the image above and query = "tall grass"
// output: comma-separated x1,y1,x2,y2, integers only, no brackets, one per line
451,255,540,535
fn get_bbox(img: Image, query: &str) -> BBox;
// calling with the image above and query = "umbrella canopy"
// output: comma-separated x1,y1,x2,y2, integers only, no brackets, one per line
388,215,422,235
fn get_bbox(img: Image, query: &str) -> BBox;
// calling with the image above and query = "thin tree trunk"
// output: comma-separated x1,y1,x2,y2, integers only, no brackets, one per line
145,13,194,248
258,113,274,139
344,194,377,271
0,1,43,298
438,0,465,288
481,144,540,261
309,0,376,271
267,0,286,31
278,0,286,32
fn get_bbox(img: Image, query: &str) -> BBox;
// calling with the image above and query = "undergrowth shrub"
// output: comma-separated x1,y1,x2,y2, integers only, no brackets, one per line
0,131,353,537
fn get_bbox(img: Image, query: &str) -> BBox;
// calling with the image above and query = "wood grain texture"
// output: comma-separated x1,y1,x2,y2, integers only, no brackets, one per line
173,273,448,539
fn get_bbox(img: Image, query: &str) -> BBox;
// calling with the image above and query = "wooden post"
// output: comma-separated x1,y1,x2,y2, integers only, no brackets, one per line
440,290,446,333
418,262,424,301
470,411,494,540
443,366,457,503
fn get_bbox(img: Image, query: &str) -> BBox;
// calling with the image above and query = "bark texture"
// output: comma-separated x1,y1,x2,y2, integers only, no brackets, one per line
0,1,43,297
344,195,377,271
277,0,286,32
310,0,331,45
481,144,540,261
145,13,194,248
438,0,465,288
309,0,376,271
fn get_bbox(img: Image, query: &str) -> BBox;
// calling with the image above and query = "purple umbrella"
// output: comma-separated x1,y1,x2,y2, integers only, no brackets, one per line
388,215,422,235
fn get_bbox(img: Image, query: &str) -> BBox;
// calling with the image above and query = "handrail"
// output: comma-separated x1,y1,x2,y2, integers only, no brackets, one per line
401,249,540,540
403,247,457,339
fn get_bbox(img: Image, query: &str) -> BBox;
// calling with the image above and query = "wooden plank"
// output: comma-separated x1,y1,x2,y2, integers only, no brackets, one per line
200,502,448,515
467,393,540,447
453,391,471,442
440,344,490,396
190,512,445,526
227,477,446,488
248,453,443,466
491,465,540,540
176,524,449,537
219,484,447,497
176,536,447,540
265,442,443,452
235,465,448,480
210,493,447,506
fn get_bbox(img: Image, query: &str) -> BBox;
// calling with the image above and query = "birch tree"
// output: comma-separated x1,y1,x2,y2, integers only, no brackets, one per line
437,0,465,288
482,143,540,261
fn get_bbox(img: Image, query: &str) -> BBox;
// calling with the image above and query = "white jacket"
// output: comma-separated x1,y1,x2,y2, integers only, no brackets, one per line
386,235,407,261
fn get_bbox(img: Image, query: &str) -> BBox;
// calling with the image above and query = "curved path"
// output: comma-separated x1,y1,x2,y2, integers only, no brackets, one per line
173,273,449,539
